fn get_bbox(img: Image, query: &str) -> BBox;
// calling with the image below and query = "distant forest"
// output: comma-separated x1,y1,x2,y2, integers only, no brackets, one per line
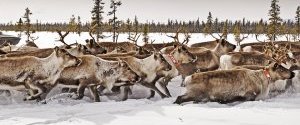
0,18,297,34
0,0,299,43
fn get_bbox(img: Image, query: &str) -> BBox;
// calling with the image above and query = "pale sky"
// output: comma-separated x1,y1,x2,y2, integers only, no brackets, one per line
0,0,299,24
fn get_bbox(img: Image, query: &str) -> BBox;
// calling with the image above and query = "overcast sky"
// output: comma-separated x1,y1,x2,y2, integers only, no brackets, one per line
0,0,299,23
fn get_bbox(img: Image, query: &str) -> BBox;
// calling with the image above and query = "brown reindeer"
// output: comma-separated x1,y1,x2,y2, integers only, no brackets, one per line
56,55,139,102
0,47,81,101
99,52,173,100
174,62,295,104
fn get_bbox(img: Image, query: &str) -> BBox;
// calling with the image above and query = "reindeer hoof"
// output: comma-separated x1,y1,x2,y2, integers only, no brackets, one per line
72,94,83,100
24,96,34,101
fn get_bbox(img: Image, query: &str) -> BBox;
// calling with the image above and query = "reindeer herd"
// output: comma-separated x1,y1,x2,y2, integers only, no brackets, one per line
0,32,299,105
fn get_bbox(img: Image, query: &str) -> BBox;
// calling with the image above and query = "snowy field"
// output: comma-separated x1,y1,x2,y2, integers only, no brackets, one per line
0,31,300,125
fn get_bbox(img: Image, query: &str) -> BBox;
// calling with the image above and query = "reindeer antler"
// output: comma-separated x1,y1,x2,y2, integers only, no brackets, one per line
167,28,181,43
128,32,141,45
182,30,191,45
56,30,70,47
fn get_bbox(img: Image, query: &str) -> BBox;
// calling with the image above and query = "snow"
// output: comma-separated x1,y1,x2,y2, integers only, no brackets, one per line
1,31,297,49
0,31,300,125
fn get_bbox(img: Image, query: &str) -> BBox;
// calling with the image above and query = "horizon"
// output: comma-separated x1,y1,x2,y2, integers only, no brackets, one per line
0,0,299,24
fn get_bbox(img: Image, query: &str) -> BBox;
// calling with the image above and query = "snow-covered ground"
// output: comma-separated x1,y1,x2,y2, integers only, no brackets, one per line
1,31,297,49
0,31,300,125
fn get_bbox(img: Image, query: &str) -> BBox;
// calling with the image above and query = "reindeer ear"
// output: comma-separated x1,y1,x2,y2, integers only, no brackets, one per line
54,46,60,53
221,39,226,46
89,39,94,46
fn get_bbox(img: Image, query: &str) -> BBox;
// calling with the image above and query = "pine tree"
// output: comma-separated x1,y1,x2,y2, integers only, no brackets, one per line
233,22,241,45
296,6,300,41
16,18,23,37
68,15,77,33
126,18,132,39
134,16,139,33
108,0,122,43
91,0,105,42
77,16,82,36
203,12,213,36
222,20,228,39
255,19,265,42
268,0,282,41
23,7,33,42
142,24,149,44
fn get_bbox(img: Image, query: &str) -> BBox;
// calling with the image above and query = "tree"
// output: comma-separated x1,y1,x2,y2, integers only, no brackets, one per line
77,16,82,36
134,16,139,33
108,0,122,43
23,7,34,42
267,0,282,41
222,20,229,39
90,0,105,42
142,23,149,44
203,12,213,35
255,19,265,42
233,19,250,47
68,15,77,33
126,18,132,40
296,6,300,41
16,18,23,37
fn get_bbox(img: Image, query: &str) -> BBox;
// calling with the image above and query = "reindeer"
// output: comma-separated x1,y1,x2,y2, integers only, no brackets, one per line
1,44,91,58
0,47,81,101
161,37,236,87
99,51,174,100
220,42,296,70
174,62,295,104
55,55,139,102
241,41,300,52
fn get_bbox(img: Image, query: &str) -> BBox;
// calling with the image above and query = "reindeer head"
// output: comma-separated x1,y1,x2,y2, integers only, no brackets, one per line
217,39,236,53
135,46,152,55
170,44,197,64
77,44,93,55
54,47,81,68
85,39,107,54
267,62,295,81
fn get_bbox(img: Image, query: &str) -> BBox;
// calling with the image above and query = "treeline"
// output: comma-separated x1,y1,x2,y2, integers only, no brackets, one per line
0,18,297,34
0,0,299,43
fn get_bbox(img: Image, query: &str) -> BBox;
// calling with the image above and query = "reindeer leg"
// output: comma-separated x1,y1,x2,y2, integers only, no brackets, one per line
285,79,294,92
158,77,172,97
148,90,155,99
141,82,167,99
88,85,100,102
24,81,45,101
120,86,131,101
181,76,186,87
74,79,88,100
